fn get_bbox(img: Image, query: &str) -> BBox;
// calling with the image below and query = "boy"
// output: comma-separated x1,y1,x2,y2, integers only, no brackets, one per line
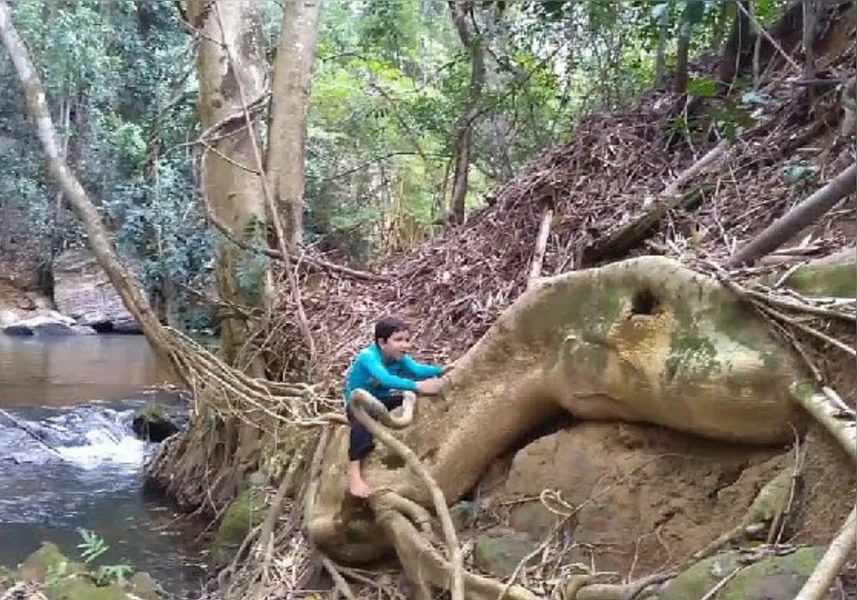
343,315,447,498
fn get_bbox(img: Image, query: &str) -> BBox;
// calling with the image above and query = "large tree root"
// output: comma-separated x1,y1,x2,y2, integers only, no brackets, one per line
790,386,857,600
350,389,465,600
377,506,538,600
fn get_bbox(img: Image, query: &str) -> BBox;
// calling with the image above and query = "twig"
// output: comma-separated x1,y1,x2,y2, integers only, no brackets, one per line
205,207,387,281
734,1,802,73
0,408,64,458
699,566,743,600
757,302,856,358
527,208,553,288
322,556,358,600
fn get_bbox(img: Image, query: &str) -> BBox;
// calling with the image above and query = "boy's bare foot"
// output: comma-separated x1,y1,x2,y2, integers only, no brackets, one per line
348,477,373,498
347,460,373,498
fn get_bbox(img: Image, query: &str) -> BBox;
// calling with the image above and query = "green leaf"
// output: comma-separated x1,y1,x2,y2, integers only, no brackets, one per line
687,77,716,98
784,164,818,183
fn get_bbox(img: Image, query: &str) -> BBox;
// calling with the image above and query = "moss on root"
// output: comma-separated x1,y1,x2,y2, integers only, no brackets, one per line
215,488,267,548
659,547,825,600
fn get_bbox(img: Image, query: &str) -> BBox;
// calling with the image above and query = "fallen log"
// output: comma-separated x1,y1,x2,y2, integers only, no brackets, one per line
728,161,857,267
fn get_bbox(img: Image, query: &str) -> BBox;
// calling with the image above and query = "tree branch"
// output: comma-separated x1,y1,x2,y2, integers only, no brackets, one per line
728,161,857,266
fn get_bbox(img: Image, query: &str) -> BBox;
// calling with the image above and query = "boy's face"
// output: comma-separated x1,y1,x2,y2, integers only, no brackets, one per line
379,330,411,361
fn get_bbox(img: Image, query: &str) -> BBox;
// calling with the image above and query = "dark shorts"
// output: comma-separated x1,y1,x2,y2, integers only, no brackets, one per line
347,392,404,462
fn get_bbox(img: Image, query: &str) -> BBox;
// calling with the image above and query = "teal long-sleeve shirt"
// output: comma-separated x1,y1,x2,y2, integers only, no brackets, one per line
344,344,443,406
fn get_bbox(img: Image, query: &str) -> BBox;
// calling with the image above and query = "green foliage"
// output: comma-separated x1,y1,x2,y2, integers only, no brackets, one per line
0,0,793,300
77,528,110,564
0,0,211,330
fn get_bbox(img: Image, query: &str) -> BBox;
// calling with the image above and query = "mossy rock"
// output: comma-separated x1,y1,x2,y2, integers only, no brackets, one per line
44,578,130,600
658,546,826,600
17,542,86,583
132,404,179,442
215,488,267,548
778,249,856,298
128,572,162,600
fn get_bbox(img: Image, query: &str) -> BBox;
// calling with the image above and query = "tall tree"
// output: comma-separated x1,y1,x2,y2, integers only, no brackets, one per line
446,0,487,224
188,0,270,370
267,0,323,251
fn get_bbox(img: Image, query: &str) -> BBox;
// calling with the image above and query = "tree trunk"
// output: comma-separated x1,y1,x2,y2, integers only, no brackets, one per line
0,0,164,352
728,161,857,266
266,0,323,251
447,1,486,225
717,0,753,88
675,20,692,93
188,0,271,371
654,7,668,88
801,0,816,85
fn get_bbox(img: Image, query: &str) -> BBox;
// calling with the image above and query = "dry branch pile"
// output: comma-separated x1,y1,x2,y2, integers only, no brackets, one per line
270,35,856,397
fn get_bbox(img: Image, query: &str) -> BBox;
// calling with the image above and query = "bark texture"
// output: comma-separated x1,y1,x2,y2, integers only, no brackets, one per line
189,0,270,368
266,0,323,250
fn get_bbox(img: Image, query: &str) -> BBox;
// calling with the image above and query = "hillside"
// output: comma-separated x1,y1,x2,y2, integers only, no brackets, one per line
272,5,856,396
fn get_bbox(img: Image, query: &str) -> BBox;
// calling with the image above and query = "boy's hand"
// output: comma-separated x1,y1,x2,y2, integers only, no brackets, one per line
416,377,443,395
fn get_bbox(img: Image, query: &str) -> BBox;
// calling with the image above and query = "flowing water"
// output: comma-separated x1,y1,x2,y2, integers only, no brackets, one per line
0,334,208,597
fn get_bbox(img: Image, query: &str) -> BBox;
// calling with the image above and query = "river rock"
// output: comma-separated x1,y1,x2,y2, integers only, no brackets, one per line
53,249,141,334
2,312,79,337
215,488,267,548
132,405,180,443
17,542,162,600
472,527,537,577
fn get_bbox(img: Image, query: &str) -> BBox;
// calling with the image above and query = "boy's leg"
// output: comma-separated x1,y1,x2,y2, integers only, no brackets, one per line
345,393,405,498
346,406,374,498
383,392,405,412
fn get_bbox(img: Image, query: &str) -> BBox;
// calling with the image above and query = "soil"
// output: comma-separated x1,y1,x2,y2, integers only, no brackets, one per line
477,419,855,579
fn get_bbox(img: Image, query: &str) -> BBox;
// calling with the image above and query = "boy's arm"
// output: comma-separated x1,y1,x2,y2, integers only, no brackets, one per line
401,354,444,380
362,353,419,391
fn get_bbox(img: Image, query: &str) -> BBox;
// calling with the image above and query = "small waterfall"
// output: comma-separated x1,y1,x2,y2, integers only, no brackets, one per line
0,403,154,469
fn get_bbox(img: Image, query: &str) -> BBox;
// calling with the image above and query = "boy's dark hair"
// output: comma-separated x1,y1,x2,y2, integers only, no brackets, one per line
374,315,409,344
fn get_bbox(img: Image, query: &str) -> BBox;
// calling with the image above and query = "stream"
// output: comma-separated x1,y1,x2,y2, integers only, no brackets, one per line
0,333,208,597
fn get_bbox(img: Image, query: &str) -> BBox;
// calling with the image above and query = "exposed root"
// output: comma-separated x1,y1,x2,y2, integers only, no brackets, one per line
794,505,857,600
322,556,358,600
377,507,538,600
350,388,465,600
790,387,857,600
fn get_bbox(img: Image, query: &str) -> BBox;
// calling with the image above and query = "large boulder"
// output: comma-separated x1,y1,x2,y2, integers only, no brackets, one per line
52,249,141,333
497,423,787,575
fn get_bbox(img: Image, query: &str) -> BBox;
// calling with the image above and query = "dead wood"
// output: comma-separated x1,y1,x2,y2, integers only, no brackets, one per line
728,161,857,267
581,139,729,265
527,208,553,287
